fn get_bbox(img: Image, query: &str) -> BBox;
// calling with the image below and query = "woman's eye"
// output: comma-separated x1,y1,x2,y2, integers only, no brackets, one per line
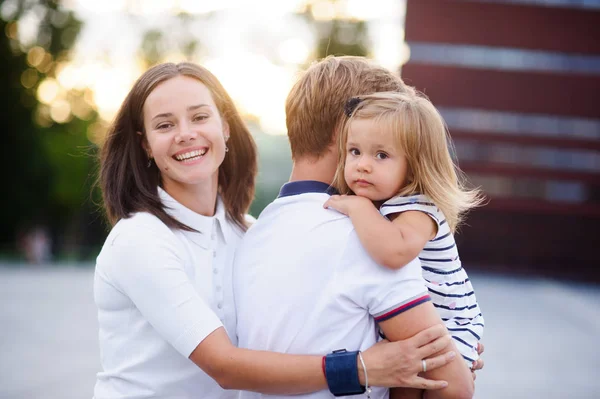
349,148,360,156
376,152,388,160
156,123,172,130
193,114,208,122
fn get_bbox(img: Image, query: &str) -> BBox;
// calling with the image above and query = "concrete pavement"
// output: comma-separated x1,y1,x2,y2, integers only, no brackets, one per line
0,265,598,399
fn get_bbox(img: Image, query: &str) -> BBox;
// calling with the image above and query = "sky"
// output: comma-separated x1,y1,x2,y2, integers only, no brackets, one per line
51,0,408,135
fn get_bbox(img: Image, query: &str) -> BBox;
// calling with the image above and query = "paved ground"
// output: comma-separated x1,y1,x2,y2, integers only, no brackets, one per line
0,265,599,399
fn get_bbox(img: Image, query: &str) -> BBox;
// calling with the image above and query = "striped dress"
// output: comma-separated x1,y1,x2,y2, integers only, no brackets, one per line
380,194,484,367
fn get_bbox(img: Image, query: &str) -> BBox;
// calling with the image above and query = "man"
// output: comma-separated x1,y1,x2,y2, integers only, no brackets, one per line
234,56,477,399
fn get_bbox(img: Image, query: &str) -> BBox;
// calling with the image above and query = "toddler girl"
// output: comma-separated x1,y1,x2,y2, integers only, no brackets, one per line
325,91,484,395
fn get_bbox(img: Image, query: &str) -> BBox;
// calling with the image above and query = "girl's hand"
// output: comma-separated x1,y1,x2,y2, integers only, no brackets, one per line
323,195,372,216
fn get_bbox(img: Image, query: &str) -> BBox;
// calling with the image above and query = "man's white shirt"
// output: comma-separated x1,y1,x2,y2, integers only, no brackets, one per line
234,181,430,399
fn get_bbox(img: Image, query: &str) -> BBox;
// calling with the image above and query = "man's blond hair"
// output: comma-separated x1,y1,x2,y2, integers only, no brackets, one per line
285,56,410,159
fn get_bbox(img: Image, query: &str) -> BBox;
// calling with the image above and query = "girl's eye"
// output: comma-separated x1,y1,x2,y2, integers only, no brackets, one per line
376,152,389,160
349,148,360,156
193,114,208,122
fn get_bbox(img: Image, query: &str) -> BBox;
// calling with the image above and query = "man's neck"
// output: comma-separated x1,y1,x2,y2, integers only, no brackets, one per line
289,153,337,185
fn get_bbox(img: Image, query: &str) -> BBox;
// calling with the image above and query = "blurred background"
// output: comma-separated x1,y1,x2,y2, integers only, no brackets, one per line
1,0,599,398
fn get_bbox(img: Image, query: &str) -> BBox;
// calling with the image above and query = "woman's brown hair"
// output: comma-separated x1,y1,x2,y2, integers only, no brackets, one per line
98,62,257,231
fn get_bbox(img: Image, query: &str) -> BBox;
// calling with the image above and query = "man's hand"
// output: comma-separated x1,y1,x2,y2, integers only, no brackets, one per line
323,194,373,216
471,343,485,381
360,325,456,390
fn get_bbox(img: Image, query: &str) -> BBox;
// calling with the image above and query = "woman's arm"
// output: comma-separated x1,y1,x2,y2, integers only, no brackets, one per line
190,328,323,394
380,303,474,399
189,325,456,394
324,195,436,269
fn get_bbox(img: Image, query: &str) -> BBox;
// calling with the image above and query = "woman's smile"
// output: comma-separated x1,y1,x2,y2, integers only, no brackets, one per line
172,146,209,164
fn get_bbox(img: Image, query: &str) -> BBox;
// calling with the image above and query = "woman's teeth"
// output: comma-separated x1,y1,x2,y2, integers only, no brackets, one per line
175,149,207,161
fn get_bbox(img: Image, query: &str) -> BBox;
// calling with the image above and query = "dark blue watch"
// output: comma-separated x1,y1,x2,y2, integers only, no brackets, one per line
324,349,366,396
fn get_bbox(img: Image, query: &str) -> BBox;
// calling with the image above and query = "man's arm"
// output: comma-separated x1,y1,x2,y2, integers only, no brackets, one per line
379,302,474,399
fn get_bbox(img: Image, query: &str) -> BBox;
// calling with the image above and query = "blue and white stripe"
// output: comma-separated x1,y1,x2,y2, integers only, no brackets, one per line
380,194,485,367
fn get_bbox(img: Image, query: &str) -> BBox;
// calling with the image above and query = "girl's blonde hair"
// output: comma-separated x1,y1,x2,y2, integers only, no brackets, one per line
333,91,484,232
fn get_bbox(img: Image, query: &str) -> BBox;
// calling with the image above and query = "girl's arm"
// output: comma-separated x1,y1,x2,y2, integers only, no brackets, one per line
324,195,436,269
190,325,455,394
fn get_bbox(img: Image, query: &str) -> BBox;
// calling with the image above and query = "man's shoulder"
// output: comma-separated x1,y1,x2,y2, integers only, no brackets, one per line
257,197,355,232
243,197,360,254
261,201,377,260
340,229,422,275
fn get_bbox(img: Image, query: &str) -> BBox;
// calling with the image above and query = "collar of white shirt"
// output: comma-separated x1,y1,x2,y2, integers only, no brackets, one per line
277,180,336,198
157,187,232,243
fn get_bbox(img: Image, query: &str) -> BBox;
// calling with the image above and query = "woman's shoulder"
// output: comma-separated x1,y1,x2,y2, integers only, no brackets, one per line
106,212,176,248
220,213,256,243
242,213,257,231
97,212,182,274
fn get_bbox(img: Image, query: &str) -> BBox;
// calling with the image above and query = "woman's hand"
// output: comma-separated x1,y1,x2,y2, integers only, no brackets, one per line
324,195,373,217
471,343,485,381
359,325,456,390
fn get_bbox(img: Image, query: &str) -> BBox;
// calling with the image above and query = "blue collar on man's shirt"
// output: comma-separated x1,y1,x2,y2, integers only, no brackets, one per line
277,180,337,198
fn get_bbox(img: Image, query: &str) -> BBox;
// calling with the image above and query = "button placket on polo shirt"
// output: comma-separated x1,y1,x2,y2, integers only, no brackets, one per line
212,220,225,316
188,228,213,302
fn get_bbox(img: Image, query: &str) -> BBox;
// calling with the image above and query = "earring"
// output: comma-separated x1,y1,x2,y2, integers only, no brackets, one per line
225,146,229,153
147,158,152,168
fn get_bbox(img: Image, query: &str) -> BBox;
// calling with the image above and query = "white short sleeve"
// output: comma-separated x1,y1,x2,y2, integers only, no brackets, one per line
380,194,445,231
338,231,430,322
99,220,223,357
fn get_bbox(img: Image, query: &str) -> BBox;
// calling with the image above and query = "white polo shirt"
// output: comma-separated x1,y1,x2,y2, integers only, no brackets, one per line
93,188,243,399
233,181,430,399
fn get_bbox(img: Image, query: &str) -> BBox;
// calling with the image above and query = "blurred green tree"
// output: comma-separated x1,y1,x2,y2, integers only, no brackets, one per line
301,0,369,59
0,0,99,260
138,11,205,69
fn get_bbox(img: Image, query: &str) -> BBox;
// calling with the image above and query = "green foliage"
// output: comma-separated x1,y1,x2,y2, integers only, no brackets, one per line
299,1,370,61
138,12,204,69
0,0,100,257
314,19,369,59
0,18,49,250
249,131,293,218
